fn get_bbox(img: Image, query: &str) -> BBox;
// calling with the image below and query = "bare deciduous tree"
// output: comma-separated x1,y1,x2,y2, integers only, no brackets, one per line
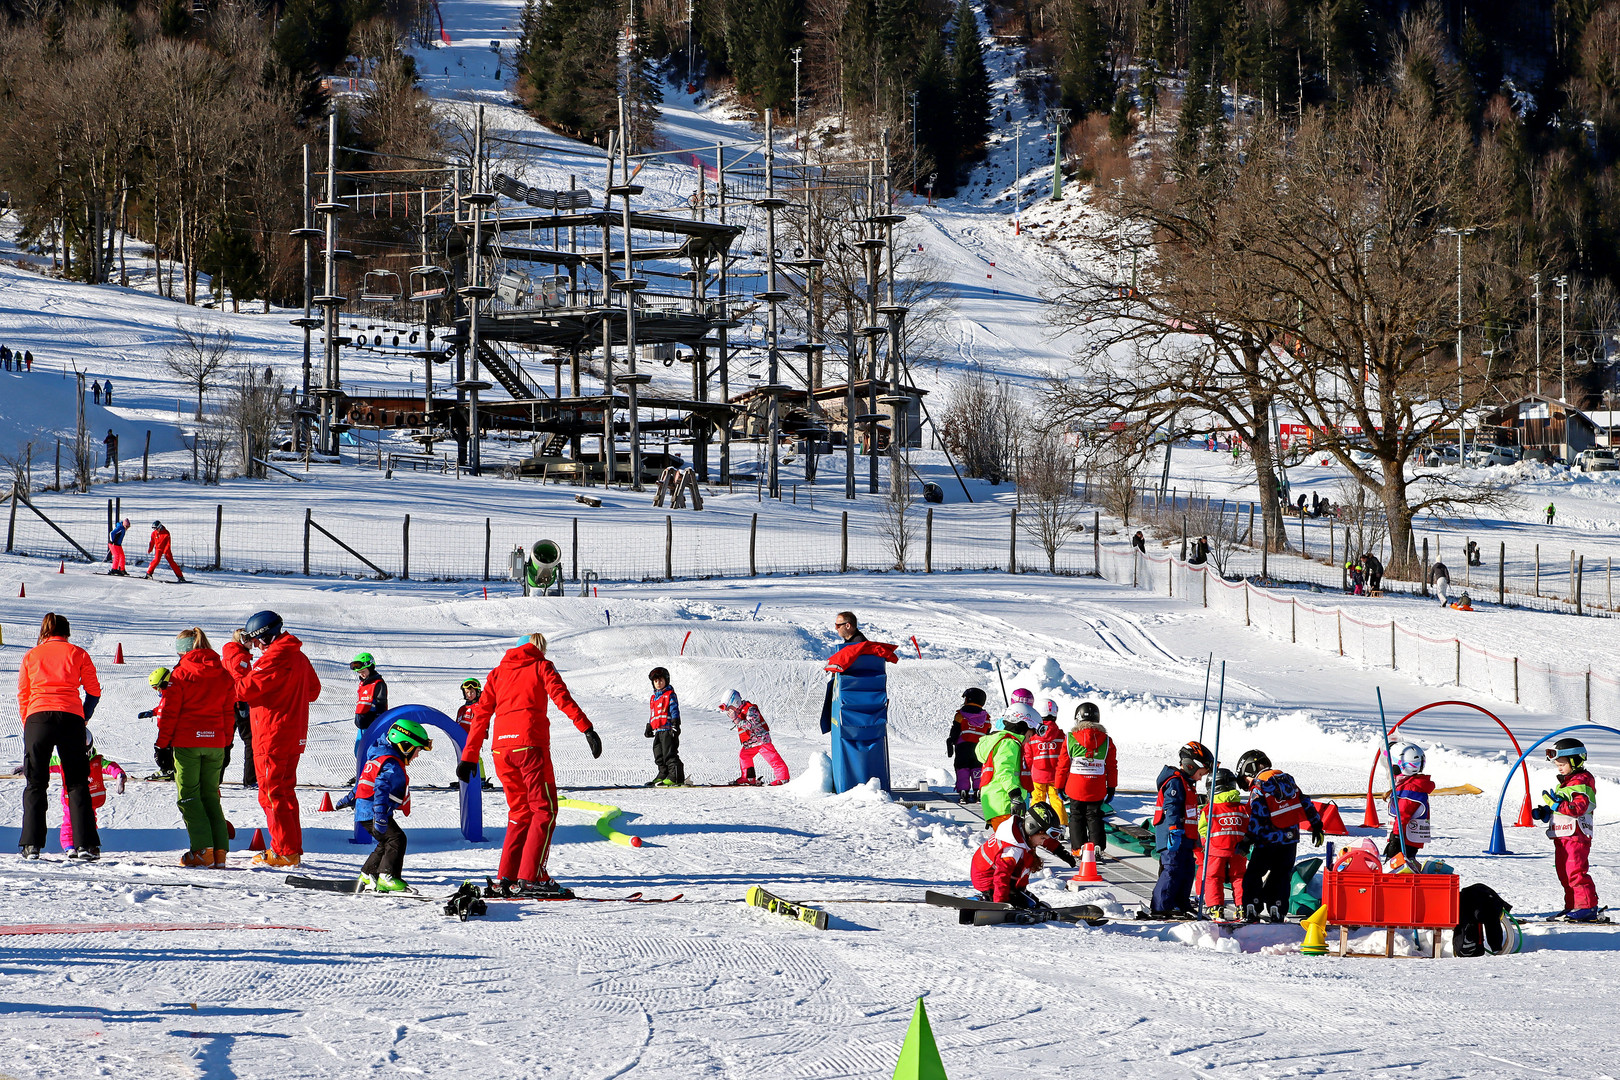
225,366,287,479
165,320,234,420
1018,427,1086,572
940,371,1015,483
877,476,920,571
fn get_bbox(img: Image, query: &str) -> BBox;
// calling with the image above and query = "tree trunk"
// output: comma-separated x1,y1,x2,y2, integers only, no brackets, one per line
1245,392,1291,553
1381,470,1419,579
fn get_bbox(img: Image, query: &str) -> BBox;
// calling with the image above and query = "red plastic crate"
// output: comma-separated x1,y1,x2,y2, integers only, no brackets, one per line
1323,871,1459,929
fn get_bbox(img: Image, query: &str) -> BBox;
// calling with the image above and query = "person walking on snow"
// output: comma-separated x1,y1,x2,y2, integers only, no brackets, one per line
49,730,125,855
107,517,130,575
1530,738,1602,921
1055,701,1117,857
1384,742,1434,861
145,521,185,582
1235,749,1324,923
154,628,236,868
16,613,102,860
1196,768,1249,917
1430,560,1451,605
946,688,994,803
722,690,789,785
977,706,1033,830
1151,741,1213,917
456,632,602,899
1024,700,1068,827
645,667,684,787
224,610,322,868
1546,502,1556,525
337,717,434,893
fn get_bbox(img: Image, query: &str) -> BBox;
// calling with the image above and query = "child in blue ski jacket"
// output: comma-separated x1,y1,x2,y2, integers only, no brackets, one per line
335,718,433,891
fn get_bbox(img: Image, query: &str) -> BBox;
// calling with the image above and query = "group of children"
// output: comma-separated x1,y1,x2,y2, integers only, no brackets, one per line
637,669,791,787
961,688,1604,925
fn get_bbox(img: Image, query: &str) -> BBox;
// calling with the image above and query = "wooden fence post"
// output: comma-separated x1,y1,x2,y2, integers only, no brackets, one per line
214,504,222,571
1498,541,1505,606
54,438,60,490
1391,621,1397,669
403,514,411,581
840,511,848,573
483,518,491,581
1455,639,1461,686
142,431,150,482
925,507,933,573
1576,554,1584,612
572,518,579,581
665,515,673,580
1338,610,1344,656
749,513,758,577
1290,599,1296,643
1534,543,1540,596
1513,656,1519,703
1244,582,1250,626
1008,510,1017,573
5,485,17,552
303,508,311,576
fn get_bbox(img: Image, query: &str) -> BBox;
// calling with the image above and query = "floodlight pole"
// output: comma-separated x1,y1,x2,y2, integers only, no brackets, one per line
1557,274,1569,402
1532,271,1542,396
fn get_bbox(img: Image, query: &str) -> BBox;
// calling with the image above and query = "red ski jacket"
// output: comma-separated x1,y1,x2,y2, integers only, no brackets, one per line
223,634,322,754
970,833,1043,904
1055,722,1117,802
147,527,172,556
1023,719,1066,785
461,643,591,761
155,647,236,749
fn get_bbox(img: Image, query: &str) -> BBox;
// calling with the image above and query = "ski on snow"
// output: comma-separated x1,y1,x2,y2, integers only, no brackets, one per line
924,890,1109,926
746,885,829,930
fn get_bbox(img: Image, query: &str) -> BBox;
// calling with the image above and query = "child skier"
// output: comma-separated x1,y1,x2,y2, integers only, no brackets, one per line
51,731,126,857
1151,740,1213,917
645,667,684,787
1384,742,1435,860
1055,701,1116,857
946,688,994,803
1530,738,1602,921
1235,749,1324,923
721,690,789,786
347,652,389,784
1023,699,1068,827
335,717,434,892
977,711,1033,829
453,678,494,790
1196,768,1249,918
140,667,176,781
969,806,1071,915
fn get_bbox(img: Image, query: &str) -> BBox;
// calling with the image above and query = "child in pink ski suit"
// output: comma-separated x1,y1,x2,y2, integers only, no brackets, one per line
1531,738,1601,921
51,730,126,851
721,690,789,786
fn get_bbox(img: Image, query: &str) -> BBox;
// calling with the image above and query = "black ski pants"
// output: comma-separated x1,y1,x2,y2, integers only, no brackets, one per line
1242,840,1297,913
22,711,98,851
1066,798,1107,852
234,707,255,786
362,819,407,878
653,729,685,785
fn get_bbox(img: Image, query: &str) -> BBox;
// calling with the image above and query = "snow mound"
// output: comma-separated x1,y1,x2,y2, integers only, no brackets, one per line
782,752,834,795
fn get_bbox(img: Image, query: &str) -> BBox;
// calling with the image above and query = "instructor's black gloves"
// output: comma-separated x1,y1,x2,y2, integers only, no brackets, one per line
584,728,603,759
456,760,477,784
82,695,99,722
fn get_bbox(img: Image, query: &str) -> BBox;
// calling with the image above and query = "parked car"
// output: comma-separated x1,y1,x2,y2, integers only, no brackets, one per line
1469,445,1521,467
1422,443,1462,467
1575,448,1618,472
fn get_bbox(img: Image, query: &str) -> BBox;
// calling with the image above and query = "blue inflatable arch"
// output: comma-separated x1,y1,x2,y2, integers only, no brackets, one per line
1484,723,1620,855
351,704,485,844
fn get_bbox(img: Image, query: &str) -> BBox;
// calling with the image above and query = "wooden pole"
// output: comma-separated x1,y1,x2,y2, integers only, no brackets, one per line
5,485,17,552
572,517,578,581
483,518,491,582
840,510,848,573
665,514,673,580
214,503,222,571
749,512,758,577
308,515,391,578
1008,509,1017,573
1498,541,1505,606
403,514,411,580
303,508,311,575
925,507,933,573
142,430,150,482
1534,544,1540,596
1093,509,1100,574
17,495,94,560
1576,554,1584,612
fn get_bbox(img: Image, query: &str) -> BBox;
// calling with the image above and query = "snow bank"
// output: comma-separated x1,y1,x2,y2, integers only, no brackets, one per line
783,751,835,795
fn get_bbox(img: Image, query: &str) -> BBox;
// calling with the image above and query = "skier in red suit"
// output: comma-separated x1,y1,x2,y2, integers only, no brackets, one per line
144,521,185,582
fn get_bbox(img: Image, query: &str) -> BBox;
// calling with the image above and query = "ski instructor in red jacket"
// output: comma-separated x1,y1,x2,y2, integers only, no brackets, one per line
458,632,601,899
223,610,322,868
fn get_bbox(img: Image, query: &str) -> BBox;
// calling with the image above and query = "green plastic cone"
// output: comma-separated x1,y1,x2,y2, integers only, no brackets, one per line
892,997,949,1080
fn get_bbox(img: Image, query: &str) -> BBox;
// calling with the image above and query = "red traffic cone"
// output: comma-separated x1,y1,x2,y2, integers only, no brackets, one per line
318,791,334,812
1361,793,1381,829
226,821,236,840
17,583,23,598
1070,843,1104,884
1515,790,1536,828
58,561,64,574
114,643,124,664
248,828,266,851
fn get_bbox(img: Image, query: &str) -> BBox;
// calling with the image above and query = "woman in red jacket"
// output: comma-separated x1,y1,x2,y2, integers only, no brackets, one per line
156,627,238,867
16,612,102,860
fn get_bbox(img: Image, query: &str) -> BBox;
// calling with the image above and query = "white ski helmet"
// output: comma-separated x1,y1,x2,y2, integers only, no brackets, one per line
1042,698,1059,719
721,689,743,712
1392,742,1426,776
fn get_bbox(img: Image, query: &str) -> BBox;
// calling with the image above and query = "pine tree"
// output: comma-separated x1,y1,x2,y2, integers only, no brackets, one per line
840,0,878,115
1108,86,1135,143
158,0,192,39
913,28,957,196
951,1,991,161
1059,0,1113,119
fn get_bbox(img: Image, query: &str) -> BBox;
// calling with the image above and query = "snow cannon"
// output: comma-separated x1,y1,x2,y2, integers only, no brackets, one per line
1300,903,1329,956
512,539,563,597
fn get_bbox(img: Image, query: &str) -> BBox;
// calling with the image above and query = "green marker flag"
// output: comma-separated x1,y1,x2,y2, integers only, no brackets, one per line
893,997,949,1080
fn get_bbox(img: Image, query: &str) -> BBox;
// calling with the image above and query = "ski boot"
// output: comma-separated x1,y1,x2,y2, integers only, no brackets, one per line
252,850,300,868
180,849,211,868
658,779,680,787
1565,907,1601,923
356,873,378,892
376,875,410,893
483,877,517,898
67,847,100,862
212,848,229,868
19,845,40,861
514,878,575,900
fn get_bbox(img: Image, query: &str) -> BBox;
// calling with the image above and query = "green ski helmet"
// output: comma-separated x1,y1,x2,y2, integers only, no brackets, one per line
385,718,433,755
351,652,376,672
460,677,482,692
149,666,172,690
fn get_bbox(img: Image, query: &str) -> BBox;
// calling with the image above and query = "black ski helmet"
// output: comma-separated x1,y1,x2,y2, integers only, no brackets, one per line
1547,738,1588,769
649,667,671,684
1179,740,1215,773
963,687,987,707
244,610,283,642
1024,801,1060,837
1075,701,1101,725
1234,749,1271,789
1211,767,1239,795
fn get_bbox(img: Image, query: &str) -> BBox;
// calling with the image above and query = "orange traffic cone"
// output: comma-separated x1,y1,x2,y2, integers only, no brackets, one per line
58,561,64,574
1070,843,1104,884
1314,800,1349,836
1361,793,1381,829
248,828,266,851
318,791,334,812
1515,791,1536,828
114,643,124,664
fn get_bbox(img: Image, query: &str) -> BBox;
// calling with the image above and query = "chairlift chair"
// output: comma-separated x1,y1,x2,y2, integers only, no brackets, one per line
408,266,449,302
496,270,532,308
361,270,402,303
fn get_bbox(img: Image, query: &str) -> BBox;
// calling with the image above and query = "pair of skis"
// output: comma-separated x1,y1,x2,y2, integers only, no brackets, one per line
283,875,682,904
924,891,1110,926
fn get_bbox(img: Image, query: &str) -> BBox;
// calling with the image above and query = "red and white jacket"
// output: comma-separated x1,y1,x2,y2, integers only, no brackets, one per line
970,819,1044,904
1023,719,1066,785
723,700,772,748
1055,722,1118,802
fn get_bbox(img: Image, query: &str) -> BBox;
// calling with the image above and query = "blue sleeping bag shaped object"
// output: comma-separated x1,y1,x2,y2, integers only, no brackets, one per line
822,653,892,793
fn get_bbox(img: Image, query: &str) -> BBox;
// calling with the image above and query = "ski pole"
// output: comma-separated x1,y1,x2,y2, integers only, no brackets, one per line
1197,652,1213,742
1376,687,1410,869
994,659,1008,706
1197,661,1226,915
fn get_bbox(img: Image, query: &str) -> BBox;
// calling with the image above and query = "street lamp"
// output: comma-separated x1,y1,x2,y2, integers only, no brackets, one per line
1556,274,1569,402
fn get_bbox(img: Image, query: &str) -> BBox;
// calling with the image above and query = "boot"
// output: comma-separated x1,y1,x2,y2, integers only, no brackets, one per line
376,875,410,893
356,873,378,892
180,849,211,868
1565,907,1600,923
212,848,229,868
514,877,574,899
252,850,301,868
482,877,518,898
19,845,40,861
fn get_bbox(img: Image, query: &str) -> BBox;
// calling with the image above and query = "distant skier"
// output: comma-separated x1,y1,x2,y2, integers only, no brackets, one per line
1361,551,1384,592
1023,699,1067,827
1546,502,1556,525
107,516,130,575
1055,701,1116,857
722,690,788,786
144,521,185,582
645,667,684,787
1530,738,1602,921
336,717,435,893
1384,742,1434,863
351,653,389,731
946,688,994,803
1151,741,1213,918
1235,749,1324,923
1195,768,1249,917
